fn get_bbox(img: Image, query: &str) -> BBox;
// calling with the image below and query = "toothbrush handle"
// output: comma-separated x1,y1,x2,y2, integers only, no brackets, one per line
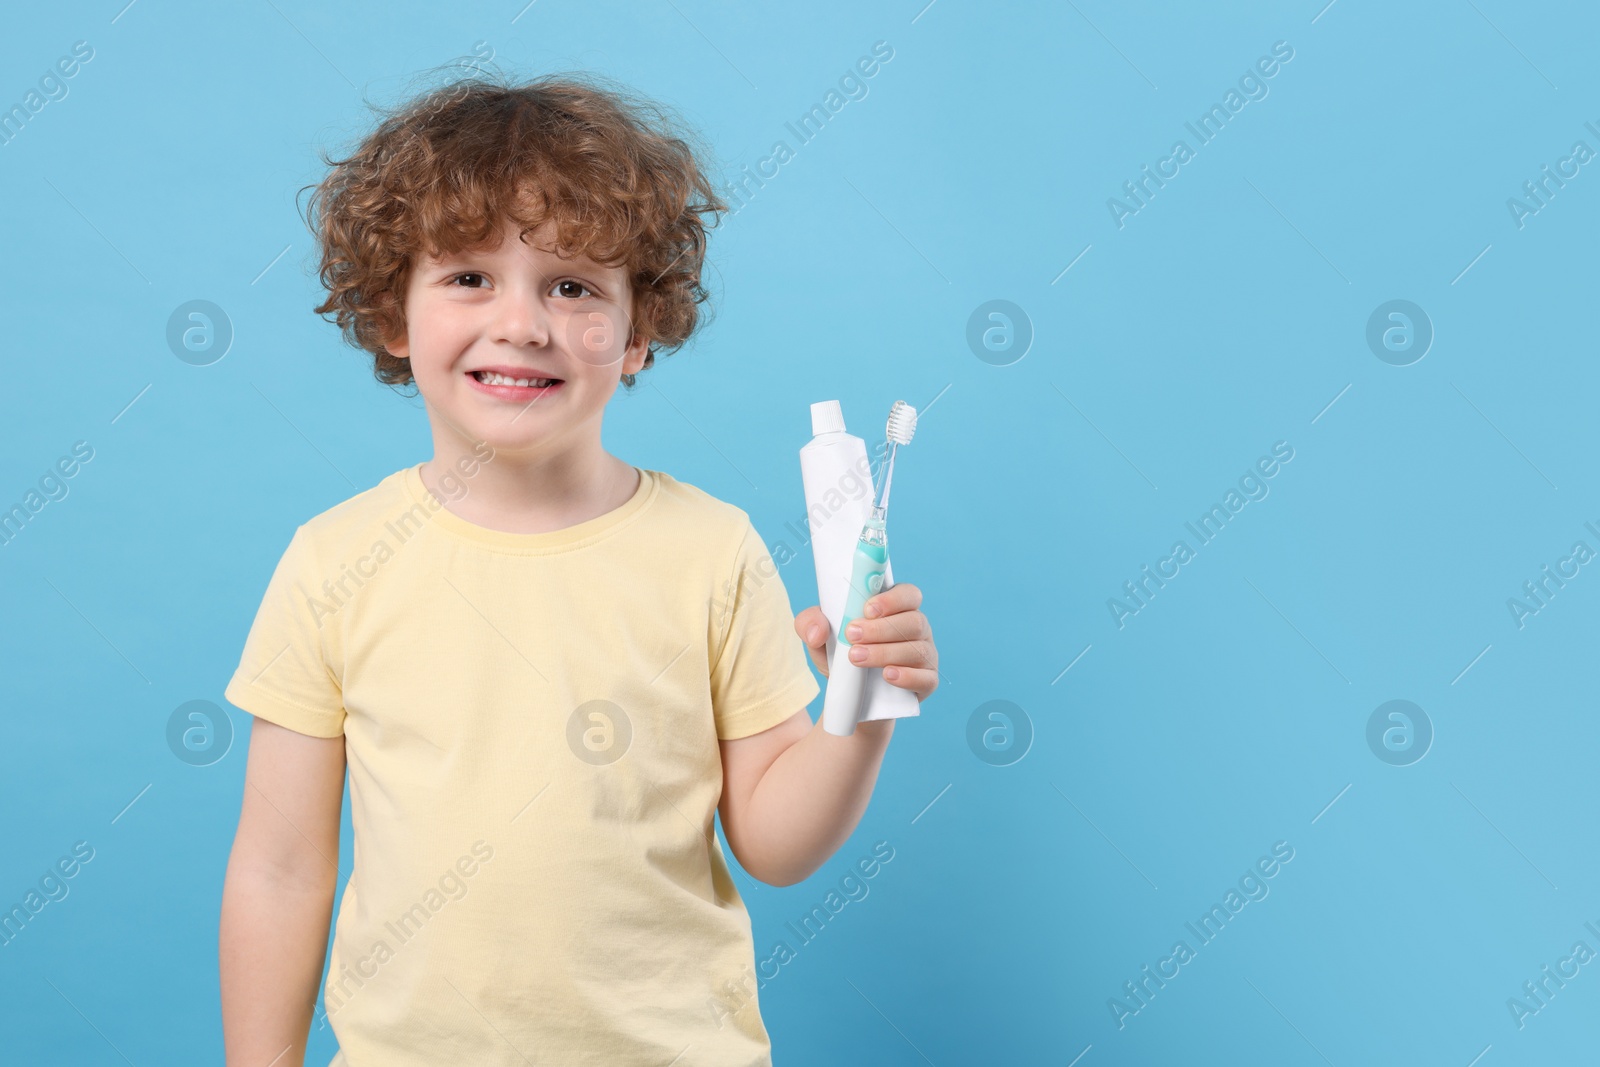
821,539,889,737
837,537,888,644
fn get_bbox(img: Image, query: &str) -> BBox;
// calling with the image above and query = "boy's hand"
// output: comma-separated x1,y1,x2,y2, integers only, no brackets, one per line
795,582,939,703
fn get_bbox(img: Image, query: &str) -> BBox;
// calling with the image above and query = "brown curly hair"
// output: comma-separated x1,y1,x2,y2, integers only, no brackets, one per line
301,68,728,391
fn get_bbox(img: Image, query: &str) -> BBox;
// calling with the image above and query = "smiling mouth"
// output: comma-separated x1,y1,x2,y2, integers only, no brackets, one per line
470,370,563,388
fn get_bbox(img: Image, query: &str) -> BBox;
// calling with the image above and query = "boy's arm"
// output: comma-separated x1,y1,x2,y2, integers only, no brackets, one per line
718,584,936,888
220,718,346,1067
719,710,896,888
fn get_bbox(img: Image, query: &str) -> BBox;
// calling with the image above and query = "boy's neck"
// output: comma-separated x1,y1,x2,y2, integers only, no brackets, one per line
418,439,639,536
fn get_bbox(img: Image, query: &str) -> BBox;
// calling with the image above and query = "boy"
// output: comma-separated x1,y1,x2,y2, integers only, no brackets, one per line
218,71,939,1066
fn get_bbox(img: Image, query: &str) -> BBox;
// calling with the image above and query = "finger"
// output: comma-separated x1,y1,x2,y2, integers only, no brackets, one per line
843,611,929,647
794,606,830,648
845,638,936,672
793,606,833,676
878,664,938,703
863,582,920,620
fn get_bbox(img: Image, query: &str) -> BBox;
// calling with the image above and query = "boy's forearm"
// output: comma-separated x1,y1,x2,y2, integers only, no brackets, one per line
739,715,895,886
219,862,335,1067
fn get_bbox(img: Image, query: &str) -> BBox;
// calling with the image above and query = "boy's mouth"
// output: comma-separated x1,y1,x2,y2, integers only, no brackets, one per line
467,369,565,398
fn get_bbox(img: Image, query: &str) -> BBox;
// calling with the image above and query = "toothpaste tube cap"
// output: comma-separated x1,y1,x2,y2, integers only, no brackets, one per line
810,400,845,436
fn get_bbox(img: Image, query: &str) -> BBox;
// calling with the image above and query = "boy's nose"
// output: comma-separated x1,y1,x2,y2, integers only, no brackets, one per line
491,296,551,348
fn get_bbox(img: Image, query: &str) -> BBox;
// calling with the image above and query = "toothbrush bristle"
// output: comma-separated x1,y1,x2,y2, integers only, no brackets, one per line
886,400,917,445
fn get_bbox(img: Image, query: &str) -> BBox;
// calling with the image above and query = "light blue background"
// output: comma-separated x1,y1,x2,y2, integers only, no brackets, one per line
1,1,1595,1063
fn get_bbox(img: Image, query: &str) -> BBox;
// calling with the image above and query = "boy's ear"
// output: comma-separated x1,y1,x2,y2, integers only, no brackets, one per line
622,328,649,374
381,324,409,360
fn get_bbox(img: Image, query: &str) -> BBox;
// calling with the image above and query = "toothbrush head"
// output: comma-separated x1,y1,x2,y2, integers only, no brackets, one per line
886,400,917,446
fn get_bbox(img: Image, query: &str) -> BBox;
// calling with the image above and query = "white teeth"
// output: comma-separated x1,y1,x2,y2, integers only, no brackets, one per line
475,371,558,388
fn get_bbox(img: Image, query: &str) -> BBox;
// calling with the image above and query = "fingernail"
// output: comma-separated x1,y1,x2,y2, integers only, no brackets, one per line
849,645,868,662
845,624,862,640
864,602,879,617
884,667,900,680
809,625,824,644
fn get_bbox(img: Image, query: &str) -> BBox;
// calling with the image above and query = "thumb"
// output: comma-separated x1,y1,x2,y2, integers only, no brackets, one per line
794,606,832,677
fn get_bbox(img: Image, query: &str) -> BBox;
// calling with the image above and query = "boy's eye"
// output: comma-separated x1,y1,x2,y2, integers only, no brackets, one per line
553,279,594,299
450,272,488,288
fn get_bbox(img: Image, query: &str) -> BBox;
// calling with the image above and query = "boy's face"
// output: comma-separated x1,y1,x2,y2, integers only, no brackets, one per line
384,214,649,456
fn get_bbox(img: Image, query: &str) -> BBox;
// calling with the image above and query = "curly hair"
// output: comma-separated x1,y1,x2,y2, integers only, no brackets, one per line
301,68,728,391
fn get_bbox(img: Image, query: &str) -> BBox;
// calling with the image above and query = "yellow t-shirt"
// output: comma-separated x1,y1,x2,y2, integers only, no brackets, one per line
223,461,821,1066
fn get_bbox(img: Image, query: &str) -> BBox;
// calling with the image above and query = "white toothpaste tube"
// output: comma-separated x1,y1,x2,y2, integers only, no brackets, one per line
800,400,920,734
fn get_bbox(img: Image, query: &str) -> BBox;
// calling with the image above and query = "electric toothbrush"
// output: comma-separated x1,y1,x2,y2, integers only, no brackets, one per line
820,400,917,736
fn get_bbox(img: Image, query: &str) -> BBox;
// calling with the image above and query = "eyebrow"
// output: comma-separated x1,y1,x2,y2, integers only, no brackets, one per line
430,247,618,277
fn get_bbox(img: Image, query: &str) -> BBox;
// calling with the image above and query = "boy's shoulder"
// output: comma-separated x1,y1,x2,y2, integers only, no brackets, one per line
640,467,768,563
295,466,413,538
274,467,415,570
649,467,750,528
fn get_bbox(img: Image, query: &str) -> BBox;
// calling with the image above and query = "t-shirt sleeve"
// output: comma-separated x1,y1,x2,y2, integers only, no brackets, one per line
709,516,822,740
222,524,347,738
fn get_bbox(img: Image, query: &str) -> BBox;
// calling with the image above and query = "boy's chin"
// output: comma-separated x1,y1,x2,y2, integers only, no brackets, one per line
455,419,576,457
461,423,558,450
